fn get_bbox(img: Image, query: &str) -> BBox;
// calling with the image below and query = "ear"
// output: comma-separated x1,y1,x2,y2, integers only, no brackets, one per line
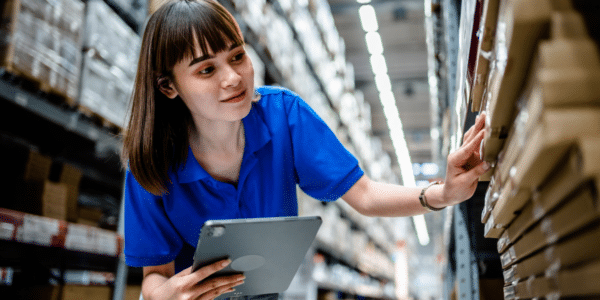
157,76,179,99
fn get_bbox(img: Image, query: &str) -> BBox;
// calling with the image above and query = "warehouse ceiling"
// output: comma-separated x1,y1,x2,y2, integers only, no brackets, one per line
327,0,432,179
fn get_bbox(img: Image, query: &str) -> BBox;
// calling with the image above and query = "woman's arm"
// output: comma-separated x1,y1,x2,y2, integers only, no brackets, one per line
141,260,245,300
342,113,490,217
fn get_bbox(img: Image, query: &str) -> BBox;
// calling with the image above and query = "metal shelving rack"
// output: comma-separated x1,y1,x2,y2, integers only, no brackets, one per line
427,0,504,299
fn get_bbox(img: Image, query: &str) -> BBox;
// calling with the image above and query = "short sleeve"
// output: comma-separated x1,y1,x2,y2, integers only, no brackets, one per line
284,92,364,201
123,170,183,267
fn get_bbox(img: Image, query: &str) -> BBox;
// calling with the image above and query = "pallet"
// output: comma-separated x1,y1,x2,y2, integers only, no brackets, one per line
77,105,123,135
1,0,79,108
0,66,78,108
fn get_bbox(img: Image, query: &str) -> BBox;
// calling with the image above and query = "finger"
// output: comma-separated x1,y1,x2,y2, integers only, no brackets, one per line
453,130,485,166
196,277,245,300
189,259,232,283
194,274,245,299
463,114,486,144
463,160,491,184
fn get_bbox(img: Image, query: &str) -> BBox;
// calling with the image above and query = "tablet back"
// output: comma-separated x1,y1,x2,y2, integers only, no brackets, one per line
192,216,322,300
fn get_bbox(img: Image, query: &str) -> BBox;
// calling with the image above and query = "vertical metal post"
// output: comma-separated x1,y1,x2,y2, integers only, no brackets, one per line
113,178,128,300
454,204,479,300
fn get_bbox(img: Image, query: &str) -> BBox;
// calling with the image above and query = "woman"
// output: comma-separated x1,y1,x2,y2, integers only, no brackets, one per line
121,1,490,299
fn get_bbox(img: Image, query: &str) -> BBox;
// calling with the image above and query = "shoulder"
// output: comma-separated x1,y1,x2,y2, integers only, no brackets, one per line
255,86,313,116
256,85,301,99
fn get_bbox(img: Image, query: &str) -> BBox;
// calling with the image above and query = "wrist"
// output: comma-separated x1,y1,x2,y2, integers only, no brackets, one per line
419,181,446,211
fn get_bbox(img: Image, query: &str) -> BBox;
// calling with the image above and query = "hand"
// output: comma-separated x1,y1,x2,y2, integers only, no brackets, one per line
146,259,245,300
443,113,491,205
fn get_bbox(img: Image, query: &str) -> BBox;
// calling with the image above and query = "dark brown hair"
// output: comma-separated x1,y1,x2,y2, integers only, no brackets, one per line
122,0,245,195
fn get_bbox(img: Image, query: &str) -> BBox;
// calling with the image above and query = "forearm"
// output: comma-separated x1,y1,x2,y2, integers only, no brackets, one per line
342,176,447,217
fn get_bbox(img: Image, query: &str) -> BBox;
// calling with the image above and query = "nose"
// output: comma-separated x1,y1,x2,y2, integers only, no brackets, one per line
221,64,242,89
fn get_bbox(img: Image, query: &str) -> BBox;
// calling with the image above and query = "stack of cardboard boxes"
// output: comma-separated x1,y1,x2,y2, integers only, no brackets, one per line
0,0,85,104
474,0,600,298
1,141,81,222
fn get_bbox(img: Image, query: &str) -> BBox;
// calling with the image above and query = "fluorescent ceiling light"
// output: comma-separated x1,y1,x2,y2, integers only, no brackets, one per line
375,74,392,92
369,54,387,75
378,90,414,187
413,215,430,246
357,0,371,3
365,32,383,55
379,90,428,245
359,5,378,32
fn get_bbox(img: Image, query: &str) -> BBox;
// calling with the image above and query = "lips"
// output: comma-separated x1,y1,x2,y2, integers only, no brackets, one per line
222,90,246,103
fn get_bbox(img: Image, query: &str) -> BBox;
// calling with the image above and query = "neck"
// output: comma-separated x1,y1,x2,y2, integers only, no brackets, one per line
190,119,244,153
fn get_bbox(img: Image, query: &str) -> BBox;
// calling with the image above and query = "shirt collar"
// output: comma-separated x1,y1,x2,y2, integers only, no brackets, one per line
175,104,272,184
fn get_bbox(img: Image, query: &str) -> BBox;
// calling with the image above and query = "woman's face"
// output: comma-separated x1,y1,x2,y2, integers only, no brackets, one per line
164,41,255,124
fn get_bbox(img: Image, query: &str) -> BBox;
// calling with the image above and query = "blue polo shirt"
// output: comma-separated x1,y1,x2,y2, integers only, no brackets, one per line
124,86,364,272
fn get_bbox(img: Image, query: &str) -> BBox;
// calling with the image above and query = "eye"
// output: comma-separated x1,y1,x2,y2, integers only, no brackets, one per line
199,66,215,75
232,52,246,62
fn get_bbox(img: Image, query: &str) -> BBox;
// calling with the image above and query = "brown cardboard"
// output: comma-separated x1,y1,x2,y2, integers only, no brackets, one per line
497,195,534,254
471,0,500,112
508,186,598,262
484,214,505,239
55,163,82,222
550,260,600,296
77,206,103,227
483,0,552,160
534,140,600,213
23,150,53,183
62,285,112,300
501,221,600,270
41,181,69,220
124,285,142,300
18,180,69,219
538,68,600,107
549,0,574,11
510,260,600,298
482,175,502,224
490,182,530,229
511,108,600,190
539,39,600,69
550,11,590,39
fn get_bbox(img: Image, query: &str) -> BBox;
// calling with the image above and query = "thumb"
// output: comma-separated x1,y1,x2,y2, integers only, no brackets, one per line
463,160,490,182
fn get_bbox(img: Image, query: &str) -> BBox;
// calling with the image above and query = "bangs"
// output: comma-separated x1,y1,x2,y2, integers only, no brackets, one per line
153,0,244,74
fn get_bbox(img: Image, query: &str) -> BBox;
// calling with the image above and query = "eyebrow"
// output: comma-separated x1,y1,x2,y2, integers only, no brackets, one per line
188,43,243,67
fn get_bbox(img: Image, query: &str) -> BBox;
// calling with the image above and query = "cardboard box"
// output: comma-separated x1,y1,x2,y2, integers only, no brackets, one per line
482,175,501,223
470,0,501,112
508,260,600,299
61,285,112,300
51,162,82,222
482,0,552,161
41,181,69,220
534,139,600,212
549,10,591,39
124,285,142,300
494,140,599,244
484,214,504,239
20,180,69,219
490,181,530,229
77,206,103,227
23,150,53,183
503,186,598,263
511,108,600,191
501,221,600,270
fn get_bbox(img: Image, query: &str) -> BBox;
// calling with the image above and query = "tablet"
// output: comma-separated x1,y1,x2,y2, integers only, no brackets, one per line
192,216,322,299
